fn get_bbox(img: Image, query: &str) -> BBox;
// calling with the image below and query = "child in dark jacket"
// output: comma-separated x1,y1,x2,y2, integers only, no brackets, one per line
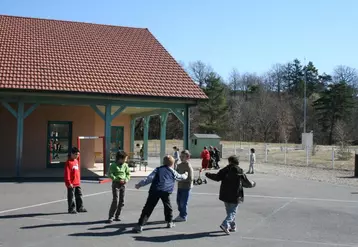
132,155,188,233
205,155,256,235
64,147,87,214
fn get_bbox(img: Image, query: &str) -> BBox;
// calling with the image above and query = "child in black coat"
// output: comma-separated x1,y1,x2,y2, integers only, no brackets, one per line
205,155,256,235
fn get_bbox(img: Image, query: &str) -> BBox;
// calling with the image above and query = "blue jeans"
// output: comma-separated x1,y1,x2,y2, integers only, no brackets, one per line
222,202,239,229
176,188,191,219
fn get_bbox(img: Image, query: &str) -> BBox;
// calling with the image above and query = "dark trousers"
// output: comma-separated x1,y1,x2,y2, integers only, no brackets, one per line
138,191,173,226
67,186,83,212
108,181,125,219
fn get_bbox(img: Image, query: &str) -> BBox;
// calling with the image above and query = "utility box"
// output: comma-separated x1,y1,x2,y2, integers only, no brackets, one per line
302,132,313,149
189,133,221,158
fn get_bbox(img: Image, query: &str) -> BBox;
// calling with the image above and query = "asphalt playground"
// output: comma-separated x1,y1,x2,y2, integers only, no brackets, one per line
1,172,358,247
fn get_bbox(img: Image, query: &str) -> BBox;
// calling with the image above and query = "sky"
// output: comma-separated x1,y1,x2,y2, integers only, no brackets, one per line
1,0,358,81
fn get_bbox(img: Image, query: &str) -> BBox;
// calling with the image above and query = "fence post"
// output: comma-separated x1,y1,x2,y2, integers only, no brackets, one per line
234,143,236,155
355,150,358,177
284,142,287,165
306,145,309,166
331,147,335,169
264,143,268,163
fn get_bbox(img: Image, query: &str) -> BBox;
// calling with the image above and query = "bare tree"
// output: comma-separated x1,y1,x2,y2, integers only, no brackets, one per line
188,60,213,88
276,100,294,143
333,65,358,87
252,91,279,142
228,68,241,97
266,63,286,98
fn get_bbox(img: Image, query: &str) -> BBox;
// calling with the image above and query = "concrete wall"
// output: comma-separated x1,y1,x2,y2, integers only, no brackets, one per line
0,104,130,172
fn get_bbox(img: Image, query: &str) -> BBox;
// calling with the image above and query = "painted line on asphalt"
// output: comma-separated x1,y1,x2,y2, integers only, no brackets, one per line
241,236,358,247
244,198,296,235
128,189,358,203
0,190,111,214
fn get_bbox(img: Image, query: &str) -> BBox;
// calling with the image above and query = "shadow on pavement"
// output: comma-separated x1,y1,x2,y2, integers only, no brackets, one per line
133,230,226,242
0,212,66,219
70,220,166,237
21,220,108,229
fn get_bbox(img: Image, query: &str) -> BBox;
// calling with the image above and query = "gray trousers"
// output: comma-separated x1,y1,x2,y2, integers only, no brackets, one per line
108,181,125,219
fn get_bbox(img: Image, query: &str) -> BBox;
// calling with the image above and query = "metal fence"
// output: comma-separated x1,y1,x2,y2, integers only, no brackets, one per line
142,140,356,171
221,142,356,171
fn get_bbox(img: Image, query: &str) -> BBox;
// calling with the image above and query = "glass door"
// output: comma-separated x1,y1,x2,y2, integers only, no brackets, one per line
47,121,73,168
110,126,124,161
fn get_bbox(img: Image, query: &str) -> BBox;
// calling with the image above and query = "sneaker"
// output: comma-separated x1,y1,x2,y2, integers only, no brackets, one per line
132,225,143,233
167,222,175,228
229,227,237,232
114,217,121,222
77,208,87,213
68,210,77,214
106,219,113,224
174,216,186,222
220,224,230,235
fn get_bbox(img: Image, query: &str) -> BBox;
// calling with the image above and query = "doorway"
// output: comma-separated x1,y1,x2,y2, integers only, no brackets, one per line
110,126,124,161
47,121,73,168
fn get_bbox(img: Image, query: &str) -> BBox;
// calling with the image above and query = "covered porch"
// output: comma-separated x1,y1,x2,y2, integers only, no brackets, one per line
0,92,191,179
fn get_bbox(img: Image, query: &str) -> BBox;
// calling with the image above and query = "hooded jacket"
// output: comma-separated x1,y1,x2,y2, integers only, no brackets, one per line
205,164,255,204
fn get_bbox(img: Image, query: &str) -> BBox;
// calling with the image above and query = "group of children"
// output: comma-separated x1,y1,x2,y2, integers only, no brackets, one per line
64,146,255,235
200,146,221,170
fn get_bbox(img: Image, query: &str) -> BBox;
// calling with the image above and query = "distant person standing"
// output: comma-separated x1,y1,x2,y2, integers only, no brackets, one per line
247,148,256,174
173,146,180,170
209,146,216,169
200,147,210,171
214,147,221,169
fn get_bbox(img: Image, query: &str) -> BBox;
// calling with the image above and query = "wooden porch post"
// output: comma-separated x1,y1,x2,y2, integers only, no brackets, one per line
160,112,169,164
104,104,112,175
1,101,38,177
183,105,190,150
130,118,136,153
143,116,150,160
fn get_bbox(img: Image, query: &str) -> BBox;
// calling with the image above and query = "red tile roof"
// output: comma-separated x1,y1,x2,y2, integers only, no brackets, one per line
0,15,207,100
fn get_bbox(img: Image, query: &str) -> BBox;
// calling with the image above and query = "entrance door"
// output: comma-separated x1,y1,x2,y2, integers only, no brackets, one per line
47,121,73,167
110,126,124,161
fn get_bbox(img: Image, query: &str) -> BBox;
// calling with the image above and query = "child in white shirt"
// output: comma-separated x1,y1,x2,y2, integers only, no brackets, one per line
248,148,256,174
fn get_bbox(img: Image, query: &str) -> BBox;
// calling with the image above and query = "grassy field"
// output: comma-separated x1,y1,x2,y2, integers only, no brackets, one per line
139,139,357,171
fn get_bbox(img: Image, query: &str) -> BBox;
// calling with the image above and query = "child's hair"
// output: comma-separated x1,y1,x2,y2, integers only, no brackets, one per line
228,155,239,166
204,146,207,149
181,150,191,158
116,150,128,161
163,155,175,166
173,146,177,150
251,148,255,153
71,147,80,154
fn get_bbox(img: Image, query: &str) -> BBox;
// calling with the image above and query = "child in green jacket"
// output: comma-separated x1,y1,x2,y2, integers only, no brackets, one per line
107,151,131,223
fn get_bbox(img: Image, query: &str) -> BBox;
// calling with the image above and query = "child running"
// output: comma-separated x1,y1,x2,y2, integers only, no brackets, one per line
132,155,188,233
174,150,194,222
107,151,130,223
205,155,256,234
64,147,87,214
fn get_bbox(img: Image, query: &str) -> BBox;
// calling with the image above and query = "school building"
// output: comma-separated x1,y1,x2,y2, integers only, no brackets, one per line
0,15,207,177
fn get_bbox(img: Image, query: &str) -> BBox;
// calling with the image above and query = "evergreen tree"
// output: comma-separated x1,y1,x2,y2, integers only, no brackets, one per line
198,72,229,134
283,59,304,96
313,81,355,144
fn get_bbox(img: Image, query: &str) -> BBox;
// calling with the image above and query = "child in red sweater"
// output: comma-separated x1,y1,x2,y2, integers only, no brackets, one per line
200,146,210,171
64,147,87,214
